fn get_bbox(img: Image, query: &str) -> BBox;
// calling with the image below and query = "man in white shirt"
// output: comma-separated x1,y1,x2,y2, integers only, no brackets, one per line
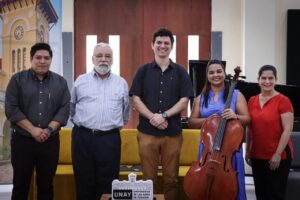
70,42,130,200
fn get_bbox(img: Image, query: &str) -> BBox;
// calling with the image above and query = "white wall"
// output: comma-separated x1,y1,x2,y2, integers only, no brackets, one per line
62,0,74,32
212,0,244,77
212,0,300,83
244,0,277,82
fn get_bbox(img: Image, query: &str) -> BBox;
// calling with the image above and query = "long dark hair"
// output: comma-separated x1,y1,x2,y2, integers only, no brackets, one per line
201,59,229,108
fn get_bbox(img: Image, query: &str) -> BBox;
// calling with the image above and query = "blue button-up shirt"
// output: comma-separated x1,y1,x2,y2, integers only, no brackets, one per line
70,71,130,131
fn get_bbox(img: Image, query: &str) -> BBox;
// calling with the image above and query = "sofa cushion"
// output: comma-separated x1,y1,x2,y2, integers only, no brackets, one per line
179,166,192,177
57,128,201,168
56,164,74,175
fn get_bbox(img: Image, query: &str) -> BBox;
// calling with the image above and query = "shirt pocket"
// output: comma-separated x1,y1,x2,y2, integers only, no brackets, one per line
46,88,64,112
108,90,123,113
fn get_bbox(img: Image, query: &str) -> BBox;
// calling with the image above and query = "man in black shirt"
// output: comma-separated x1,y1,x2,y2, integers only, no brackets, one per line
129,28,193,200
5,43,70,200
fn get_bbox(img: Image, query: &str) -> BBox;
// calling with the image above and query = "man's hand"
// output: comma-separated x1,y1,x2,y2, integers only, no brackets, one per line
150,113,166,126
157,121,168,130
150,113,168,129
30,127,49,143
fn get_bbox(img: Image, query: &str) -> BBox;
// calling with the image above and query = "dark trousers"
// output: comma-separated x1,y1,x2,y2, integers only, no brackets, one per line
72,125,121,200
10,132,59,200
251,158,291,200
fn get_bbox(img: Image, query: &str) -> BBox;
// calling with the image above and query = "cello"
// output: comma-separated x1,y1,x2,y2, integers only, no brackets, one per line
184,67,244,200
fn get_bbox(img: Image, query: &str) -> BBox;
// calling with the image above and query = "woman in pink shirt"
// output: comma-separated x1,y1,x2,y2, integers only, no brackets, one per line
247,65,294,200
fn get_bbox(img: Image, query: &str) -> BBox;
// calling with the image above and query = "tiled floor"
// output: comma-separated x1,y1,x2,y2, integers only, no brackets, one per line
246,184,256,200
0,184,12,200
245,176,256,200
0,179,257,200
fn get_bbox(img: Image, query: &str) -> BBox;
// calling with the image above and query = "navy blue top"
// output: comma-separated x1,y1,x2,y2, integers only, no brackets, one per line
129,60,193,136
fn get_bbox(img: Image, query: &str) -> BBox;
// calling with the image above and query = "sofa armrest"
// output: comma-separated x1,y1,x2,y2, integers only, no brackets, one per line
291,132,300,168
120,129,141,165
180,129,200,165
58,128,73,164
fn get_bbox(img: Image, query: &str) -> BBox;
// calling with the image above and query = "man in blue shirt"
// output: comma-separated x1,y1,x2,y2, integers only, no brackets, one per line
70,42,130,200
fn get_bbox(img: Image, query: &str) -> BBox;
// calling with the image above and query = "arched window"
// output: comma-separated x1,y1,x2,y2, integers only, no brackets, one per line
17,49,21,72
23,48,26,70
12,50,16,73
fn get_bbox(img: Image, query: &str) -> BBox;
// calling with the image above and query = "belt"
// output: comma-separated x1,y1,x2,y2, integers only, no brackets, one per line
75,124,119,135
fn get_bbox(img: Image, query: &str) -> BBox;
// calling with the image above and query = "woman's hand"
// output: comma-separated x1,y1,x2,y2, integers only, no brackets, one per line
269,152,281,170
222,108,238,120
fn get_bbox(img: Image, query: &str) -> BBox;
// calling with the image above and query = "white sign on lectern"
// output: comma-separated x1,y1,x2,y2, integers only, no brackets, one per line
112,173,153,200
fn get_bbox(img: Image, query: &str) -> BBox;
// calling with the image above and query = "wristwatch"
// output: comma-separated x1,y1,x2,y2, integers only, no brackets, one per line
47,126,55,136
162,112,169,119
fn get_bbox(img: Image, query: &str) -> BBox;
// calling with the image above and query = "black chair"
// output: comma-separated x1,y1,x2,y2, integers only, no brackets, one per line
285,131,300,200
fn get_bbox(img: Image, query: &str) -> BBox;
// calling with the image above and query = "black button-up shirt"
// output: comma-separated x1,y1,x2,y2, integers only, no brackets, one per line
129,60,193,136
5,68,70,137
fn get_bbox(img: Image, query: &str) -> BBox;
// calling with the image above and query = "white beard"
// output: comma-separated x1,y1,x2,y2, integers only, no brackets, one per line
94,64,111,75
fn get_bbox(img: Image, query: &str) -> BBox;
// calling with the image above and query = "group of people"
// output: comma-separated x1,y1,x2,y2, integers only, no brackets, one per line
4,27,294,200
188,61,294,200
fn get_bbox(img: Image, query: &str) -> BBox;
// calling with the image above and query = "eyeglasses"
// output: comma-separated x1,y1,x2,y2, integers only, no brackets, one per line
93,54,112,59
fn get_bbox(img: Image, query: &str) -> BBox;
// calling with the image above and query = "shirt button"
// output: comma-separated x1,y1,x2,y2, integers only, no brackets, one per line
39,102,42,104
159,101,162,103
160,91,162,93
39,113,42,115
40,81,43,84
40,91,43,94
161,82,163,84
38,124,41,127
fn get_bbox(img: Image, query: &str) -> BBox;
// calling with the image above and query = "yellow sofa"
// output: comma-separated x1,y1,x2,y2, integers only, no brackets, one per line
30,128,200,200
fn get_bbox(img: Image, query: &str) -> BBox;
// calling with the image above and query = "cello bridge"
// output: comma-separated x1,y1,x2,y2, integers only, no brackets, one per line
209,159,221,165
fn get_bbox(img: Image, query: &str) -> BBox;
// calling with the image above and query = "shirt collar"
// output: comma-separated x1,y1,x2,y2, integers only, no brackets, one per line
151,59,174,69
209,88,225,96
29,68,50,80
92,69,111,79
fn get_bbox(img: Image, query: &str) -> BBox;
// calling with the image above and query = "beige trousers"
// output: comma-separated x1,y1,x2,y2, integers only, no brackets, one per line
137,131,183,200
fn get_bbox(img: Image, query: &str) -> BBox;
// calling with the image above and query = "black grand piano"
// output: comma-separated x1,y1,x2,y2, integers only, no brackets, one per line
188,60,300,131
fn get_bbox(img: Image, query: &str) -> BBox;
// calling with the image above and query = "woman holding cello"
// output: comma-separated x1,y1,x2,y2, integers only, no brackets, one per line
187,59,250,200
